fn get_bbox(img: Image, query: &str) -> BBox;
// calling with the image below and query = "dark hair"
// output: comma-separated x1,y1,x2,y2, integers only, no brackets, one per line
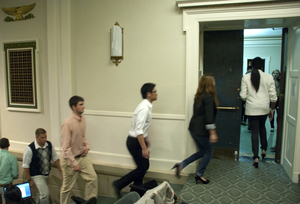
35,128,46,137
4,185,22,204
251,57,262,92
195,73,219,107
0,138,9,149
69,95,84,109
140,83,156,99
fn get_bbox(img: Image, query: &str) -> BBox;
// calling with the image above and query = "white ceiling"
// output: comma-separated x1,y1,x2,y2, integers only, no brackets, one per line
244,28,282,38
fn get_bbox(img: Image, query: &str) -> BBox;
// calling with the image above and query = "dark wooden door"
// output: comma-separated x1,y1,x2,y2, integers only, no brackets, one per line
203,30,244,160
275,28,288,163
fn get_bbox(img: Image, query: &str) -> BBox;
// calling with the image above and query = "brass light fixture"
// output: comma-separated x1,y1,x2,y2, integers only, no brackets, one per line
110,22,123,66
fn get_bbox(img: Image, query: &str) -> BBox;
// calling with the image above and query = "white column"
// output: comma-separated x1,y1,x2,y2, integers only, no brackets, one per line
47,0,72,148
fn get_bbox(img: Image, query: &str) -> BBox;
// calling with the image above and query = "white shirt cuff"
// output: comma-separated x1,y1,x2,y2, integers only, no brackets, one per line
206,124,216,130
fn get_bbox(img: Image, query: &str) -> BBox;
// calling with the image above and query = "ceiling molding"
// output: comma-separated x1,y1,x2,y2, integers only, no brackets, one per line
176,0,299,9
244,37,282,47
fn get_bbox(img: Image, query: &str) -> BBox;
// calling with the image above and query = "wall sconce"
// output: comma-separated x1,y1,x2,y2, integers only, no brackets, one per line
110,22,123,66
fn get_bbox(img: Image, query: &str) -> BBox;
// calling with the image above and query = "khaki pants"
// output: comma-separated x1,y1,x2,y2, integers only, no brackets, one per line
60,156,98,204
31,175,49,204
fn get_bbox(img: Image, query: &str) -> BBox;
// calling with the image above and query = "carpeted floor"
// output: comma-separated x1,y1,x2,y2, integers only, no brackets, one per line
179,159,300,204
97,113,300,203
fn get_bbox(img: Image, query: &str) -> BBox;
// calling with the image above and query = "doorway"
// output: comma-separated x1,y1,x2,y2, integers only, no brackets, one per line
202,28,285,162
239,28,284,162
178,0,300,181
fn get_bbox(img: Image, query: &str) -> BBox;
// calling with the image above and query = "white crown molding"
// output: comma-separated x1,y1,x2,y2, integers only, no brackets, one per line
180,1,300,21
177,0,275,8
244,37,282,47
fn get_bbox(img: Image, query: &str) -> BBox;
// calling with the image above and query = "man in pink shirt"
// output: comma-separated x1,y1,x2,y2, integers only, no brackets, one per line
60,95,98,204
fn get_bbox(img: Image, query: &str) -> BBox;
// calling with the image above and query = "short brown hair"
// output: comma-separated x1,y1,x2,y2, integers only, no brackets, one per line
35,128,46,136
0,138,9,149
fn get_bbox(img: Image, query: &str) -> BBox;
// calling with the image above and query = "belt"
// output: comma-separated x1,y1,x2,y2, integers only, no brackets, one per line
128,135,137,139
0,183,11,187
75,154,82,159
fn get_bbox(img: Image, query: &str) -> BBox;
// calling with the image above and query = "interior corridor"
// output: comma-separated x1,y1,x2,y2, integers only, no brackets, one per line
239,111,278,161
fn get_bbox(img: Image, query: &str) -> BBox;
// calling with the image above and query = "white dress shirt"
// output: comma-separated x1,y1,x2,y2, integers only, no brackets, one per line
128,99,153,138
22,139,59,168
240,69,277,116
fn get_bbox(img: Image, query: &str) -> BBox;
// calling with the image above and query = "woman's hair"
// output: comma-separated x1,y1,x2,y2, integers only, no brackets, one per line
251,57,262,92
272,69,281,81
194,73,219,107
4,185,22,204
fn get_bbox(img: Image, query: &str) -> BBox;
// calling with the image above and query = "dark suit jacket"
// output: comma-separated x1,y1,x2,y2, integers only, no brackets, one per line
188,93,217,137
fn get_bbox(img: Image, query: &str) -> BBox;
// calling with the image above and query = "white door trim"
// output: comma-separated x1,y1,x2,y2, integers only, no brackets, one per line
177,1,300,182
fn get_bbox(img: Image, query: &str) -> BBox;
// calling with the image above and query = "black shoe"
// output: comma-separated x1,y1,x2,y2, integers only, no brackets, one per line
171,163,182,178
261,150,266,160
195,175,209,184
112,180,121,198
253,158,259,168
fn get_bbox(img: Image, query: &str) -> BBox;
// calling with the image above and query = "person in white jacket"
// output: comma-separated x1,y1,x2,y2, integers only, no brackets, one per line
240,57,277,168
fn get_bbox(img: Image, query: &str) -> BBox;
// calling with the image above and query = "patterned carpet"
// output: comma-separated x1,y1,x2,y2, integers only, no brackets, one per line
179,159,300,204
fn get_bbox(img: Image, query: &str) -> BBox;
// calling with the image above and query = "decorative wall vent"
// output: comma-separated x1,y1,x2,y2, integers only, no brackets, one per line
4,42,38,110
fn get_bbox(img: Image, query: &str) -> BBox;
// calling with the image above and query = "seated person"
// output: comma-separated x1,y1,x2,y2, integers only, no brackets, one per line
3,185,22,204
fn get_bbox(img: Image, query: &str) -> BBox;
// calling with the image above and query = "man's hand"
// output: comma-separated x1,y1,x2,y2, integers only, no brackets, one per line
73,164,81,172
210,133,218,143
142,148,150,159
81,148,89,157
29,180,35,188
269,110,274,121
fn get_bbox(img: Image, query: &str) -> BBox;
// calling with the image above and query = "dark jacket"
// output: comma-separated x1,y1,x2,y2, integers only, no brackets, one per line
188,93,217,137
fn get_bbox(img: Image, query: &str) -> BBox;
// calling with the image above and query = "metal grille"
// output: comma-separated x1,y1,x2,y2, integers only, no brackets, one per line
8,49,34,104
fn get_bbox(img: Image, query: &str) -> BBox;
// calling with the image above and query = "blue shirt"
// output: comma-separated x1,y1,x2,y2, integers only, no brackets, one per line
0,149,19,185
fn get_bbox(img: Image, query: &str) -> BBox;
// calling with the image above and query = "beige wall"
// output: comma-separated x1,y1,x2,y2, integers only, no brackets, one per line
0,0,193,175
70,0,186,114
67,0,189,172
244,40,282,74
0,0,51,143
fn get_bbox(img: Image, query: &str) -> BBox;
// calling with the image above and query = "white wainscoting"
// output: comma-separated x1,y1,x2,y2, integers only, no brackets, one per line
83,110,196,172
9,110,197,174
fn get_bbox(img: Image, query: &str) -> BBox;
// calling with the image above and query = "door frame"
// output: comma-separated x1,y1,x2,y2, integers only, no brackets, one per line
177,0,300,181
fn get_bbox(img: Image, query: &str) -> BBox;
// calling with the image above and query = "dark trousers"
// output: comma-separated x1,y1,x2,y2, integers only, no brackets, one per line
270,99,279,128
181,133,213,177
115,136,149,190
248,115,268,159
241,101,247,122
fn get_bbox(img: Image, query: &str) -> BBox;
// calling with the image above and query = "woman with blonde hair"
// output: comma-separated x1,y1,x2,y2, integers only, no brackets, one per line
172,73,218,184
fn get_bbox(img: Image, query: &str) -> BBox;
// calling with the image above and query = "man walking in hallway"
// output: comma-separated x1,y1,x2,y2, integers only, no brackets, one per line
113,83,158,198
23,128,62,204
0,138,19,203
60,95,98,204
